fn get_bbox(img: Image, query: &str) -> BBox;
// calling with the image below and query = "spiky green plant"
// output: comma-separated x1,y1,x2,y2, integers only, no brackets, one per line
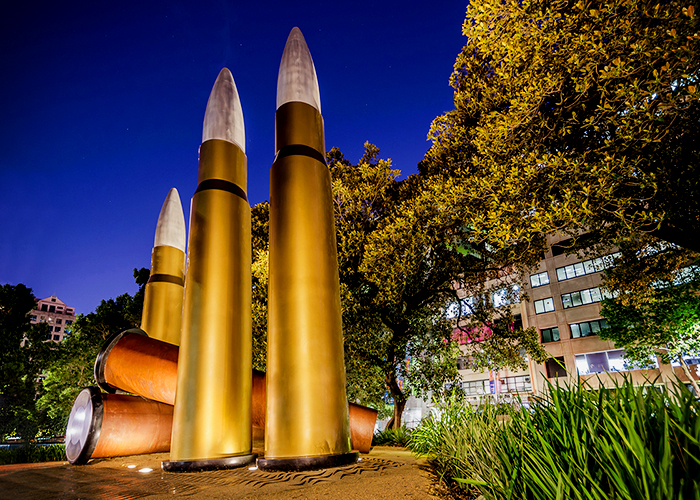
409,379,700,500
372,426,413,447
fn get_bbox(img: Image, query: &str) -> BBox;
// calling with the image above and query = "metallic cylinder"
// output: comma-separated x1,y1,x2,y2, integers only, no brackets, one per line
166,137,253,470
141,245,185,346
94,328,178,405
65,387,172,465
261,99,354,470
93,328,374,454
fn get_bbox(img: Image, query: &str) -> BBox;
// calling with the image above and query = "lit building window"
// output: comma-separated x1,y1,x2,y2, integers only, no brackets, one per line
534,297,555,314
561,287,611,309
555,253,620,282
570,319,608,339
575,349,658,375
530,271,550,288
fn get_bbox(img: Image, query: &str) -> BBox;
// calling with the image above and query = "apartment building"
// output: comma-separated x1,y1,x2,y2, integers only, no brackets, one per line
30,296,76,342
457,235,700,406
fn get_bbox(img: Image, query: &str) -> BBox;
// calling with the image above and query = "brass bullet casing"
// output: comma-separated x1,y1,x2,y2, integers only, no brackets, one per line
141,245,185,346
95,328,376,453
261,100,355,470
94,328,178,405
166,138,254,471
65,387,173,465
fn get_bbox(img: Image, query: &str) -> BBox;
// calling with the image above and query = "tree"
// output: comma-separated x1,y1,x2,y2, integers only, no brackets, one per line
599,235,700,394
251,202,269,372
422,0,699,255
0,283,55,440
36,268,148,434
330,144,547,429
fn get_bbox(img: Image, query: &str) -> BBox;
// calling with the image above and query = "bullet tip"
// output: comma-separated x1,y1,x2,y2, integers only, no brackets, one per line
277,27,321,112
202,68,246,152
154,188,186,252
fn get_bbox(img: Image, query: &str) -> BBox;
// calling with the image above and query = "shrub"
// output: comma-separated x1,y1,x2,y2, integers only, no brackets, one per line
409,379,700,500
372,426,413,447
0,444,66,465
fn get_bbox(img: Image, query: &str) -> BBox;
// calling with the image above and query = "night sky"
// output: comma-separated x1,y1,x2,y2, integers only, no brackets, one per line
0,1,467,315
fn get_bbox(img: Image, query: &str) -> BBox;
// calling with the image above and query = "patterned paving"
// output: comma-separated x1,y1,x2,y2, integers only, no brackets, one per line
0,457,405,499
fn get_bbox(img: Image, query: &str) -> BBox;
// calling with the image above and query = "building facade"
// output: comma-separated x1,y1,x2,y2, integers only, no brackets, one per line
30,296,76,342
457,235,700,407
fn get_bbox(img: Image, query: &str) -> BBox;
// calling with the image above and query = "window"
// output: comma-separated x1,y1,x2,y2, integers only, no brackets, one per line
570,319,608,339
51,298,56,302
500,375,532,393
52,334,60,341
530,271,550,288
541,326,560,343
66,320,73,326
575,349,658,375
46,333,53,340
561,287,608,309
54,326,61,332
67,309,74,314
492,285,519,308
49,305,56,313
556,253,620,282
671,354,700,366
56,319,62,324
546,357,567,378
463,379,490,396
41,304,48,311
534,297,555,314
30,315,37,322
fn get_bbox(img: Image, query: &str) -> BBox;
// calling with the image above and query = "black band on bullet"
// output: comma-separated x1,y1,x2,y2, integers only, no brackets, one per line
147,274,184,287
275,144,327,166
195,179,248,202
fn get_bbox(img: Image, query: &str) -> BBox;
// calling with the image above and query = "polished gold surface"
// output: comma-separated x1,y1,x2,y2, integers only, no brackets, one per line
141,245,185,346
274,102,324,153
170,138,252,462
266,101,352,459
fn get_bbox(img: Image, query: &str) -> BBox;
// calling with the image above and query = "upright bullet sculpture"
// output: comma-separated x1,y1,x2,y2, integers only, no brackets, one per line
164,68,254,472
259,28,357,471
140,188,186,346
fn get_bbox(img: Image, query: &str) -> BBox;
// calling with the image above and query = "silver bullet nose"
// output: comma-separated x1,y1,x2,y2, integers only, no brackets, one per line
202,67,246,152
154,187,186,252
277,27,321,112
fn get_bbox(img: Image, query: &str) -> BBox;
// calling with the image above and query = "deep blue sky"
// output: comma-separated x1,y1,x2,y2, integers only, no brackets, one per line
0,1,467,315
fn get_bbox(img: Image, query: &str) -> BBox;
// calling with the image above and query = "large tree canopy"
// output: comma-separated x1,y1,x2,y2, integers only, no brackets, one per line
422,0,699,253
329,144,547,428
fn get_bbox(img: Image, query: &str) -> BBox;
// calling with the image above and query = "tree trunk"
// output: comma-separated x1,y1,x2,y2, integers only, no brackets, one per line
384,371,406,431
678,354,700,397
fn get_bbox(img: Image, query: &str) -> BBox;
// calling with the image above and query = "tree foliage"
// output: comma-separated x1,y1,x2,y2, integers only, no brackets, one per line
422,0,700,253
330,144,547,428
36,268,148,434
599,235,700,393
0,284,54,440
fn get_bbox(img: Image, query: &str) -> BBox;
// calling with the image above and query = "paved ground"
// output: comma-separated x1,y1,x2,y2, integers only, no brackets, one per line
0,447,438,500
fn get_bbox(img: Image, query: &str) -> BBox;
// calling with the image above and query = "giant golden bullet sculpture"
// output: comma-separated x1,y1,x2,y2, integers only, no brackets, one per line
141,188,186,346
163,68,254,472
258,27,357,471
95,331,377,452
